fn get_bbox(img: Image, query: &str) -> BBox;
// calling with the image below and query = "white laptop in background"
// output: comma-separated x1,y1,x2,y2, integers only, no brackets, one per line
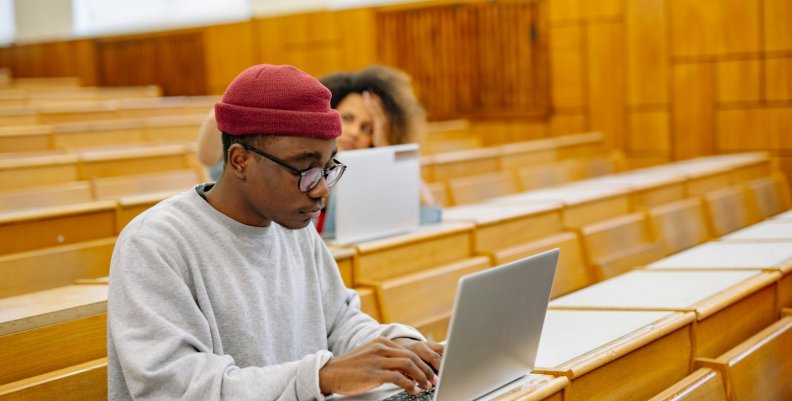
333,249,559,401
332,144,421,245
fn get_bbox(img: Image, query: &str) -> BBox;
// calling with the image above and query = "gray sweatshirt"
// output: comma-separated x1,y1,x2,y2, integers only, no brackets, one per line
108,185,423,400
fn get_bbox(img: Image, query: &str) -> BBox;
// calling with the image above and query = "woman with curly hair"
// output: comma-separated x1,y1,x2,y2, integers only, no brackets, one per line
317,65,441,237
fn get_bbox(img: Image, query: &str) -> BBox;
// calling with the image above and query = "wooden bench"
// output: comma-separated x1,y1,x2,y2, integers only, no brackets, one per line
743,173,791,218
697,316,792,401
534,310,695,401
447,171,519,206
489,186,632,228
0,201,117,255
0,182,93,212
684,165,735,197
646,241,792,312
91,168,203,200
578,212,667,279
0,285,107,386
77,144,194,179
430,147,501,182
648,198,711,254
0,153,79,189
426,181,450,208
53,119,145,149
554,132,605,159
577,172,687,209
0,358,107,401
0,125,53,154
441,203,592,297
498,139,557,171
143,115,204,143
647,368,728,401
38,102,118,124
549,270,779,358
0,106,38,126
0,238,115,297
703,186,762,237
352,223,488,340
515,161,576,191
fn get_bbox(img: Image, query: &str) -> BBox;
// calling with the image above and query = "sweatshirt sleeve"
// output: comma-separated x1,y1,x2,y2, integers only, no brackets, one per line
312,234,425,356
108,235,330,401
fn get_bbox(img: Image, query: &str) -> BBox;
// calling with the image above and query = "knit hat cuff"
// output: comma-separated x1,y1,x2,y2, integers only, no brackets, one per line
215,102,341,138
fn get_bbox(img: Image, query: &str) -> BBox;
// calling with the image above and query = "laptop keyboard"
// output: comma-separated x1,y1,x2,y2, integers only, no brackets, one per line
383,388,435,401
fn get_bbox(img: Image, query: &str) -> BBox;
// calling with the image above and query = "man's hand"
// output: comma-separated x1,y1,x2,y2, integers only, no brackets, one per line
318,337,444,396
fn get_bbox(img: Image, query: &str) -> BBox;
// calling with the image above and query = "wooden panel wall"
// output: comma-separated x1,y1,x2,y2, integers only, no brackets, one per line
0,39,98,86
96,31,207,96
376,1,550,120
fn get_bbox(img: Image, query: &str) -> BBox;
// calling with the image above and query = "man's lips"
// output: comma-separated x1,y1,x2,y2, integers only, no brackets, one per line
303,210,321,218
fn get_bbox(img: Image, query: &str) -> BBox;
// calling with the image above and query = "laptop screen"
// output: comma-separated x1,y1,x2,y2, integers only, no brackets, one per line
332,144,421,245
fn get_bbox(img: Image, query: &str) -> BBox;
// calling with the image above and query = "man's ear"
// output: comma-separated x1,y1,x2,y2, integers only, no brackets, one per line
227,143,250,180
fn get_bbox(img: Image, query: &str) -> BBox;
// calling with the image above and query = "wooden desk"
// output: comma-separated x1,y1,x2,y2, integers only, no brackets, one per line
0,125,53,154
719,220,792,242
646,241,792,311
0,285,107,385
534,310,695,401
574,172,687,209
431,147,501,182
488,186,632,228
0,237,115,297
353,222,477,282
549,270,779,358
0,153,79,189
0,201,117,255
442,203,564,256
498,139,557,171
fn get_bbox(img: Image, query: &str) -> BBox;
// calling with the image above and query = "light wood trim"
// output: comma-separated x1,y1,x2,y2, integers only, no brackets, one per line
693,271,779,320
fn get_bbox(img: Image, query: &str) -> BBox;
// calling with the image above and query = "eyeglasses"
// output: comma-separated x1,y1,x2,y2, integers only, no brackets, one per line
243,145,347,192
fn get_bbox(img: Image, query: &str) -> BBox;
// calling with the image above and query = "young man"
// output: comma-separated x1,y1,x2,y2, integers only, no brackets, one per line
108,64,443,400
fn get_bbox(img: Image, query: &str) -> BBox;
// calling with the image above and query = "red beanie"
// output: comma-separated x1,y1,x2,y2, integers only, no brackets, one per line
215,64,341,138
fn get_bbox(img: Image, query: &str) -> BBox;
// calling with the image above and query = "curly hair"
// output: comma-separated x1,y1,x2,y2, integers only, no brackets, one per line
319,65,426,146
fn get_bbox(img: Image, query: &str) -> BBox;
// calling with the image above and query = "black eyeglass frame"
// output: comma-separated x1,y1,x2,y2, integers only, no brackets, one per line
242,144,346,192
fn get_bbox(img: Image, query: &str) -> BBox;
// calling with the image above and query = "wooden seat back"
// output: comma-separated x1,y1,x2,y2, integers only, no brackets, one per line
580,212,667,279
648,198,711,254
447,171,518,206
702,317,792,401
647,368,727,401
743,173,791,218
703,186,762,237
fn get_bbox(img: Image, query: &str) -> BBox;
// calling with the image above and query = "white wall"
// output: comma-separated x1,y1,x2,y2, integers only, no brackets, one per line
13,0,74,44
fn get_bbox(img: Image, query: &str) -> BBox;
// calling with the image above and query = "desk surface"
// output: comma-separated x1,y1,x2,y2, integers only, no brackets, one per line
773,209,792,221
487,185,629,207
720,220,792,241
647,241,792,272
0,284,108,335
549,270,765,312
536,310,693,378
442,203,562,225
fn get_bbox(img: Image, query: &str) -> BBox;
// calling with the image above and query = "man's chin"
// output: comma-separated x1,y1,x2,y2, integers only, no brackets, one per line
275,217,312,230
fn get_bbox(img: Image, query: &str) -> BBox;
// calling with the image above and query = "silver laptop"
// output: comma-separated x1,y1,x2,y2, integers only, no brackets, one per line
332,144,421,245
334,249,559,401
